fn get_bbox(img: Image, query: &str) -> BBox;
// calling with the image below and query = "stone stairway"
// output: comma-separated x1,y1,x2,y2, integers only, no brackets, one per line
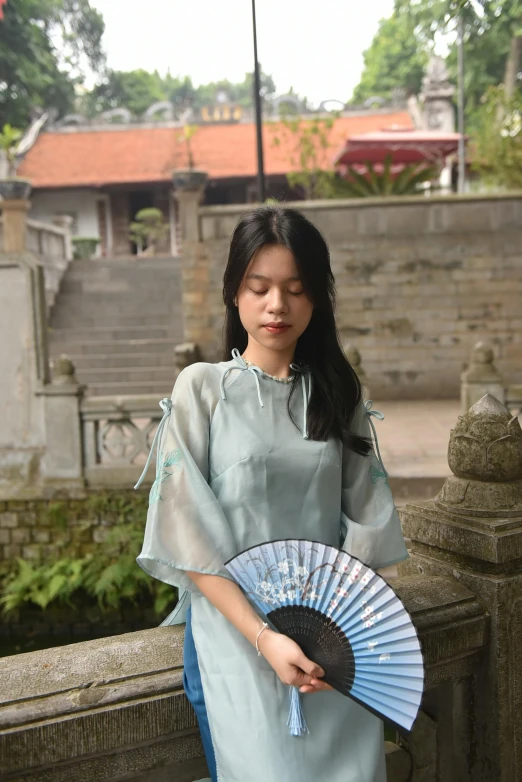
48,256,184,396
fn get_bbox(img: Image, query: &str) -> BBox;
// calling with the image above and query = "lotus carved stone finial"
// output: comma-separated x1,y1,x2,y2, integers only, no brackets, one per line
448,395,522,482
437,395,522,514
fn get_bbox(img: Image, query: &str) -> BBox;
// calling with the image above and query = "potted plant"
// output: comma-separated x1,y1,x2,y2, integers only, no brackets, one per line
172,124,208,191
129,207,169,256
0,124,32,200
72,236,100,260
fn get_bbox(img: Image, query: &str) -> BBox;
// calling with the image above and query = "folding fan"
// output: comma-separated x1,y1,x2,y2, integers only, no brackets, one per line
225,539,424,735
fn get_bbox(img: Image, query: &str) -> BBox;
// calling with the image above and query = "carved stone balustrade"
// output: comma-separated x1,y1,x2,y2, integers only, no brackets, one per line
0,574,487,782
401,394,522,781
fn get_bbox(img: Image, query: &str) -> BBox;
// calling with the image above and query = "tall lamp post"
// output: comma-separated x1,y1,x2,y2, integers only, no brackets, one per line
251,0,266,202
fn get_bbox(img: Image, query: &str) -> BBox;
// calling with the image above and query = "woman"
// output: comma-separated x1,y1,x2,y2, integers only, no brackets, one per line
136,206,409,782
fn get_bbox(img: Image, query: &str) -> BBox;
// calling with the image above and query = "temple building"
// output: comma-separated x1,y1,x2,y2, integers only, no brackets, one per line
16,105,413,257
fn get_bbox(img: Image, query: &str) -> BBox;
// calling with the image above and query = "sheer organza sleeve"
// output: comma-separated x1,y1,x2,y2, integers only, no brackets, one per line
340,400,409,571
136,363,236,593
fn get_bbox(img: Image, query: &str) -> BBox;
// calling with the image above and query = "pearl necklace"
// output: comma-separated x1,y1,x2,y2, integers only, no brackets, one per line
243,358,294,384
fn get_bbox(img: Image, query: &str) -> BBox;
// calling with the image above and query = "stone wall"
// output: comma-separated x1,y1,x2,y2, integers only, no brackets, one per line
188,193,522,399
0,492,141,564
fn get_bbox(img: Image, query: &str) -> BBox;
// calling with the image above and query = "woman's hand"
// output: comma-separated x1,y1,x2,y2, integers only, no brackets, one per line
258,628,334,694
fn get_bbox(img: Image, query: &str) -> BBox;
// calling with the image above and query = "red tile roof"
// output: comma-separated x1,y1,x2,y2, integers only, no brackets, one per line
18,112,413,189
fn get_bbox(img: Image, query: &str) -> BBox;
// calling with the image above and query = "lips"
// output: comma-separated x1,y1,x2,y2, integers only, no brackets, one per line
264,323,291,334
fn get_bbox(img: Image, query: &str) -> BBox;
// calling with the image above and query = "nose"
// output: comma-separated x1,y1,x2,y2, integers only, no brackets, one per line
267,287,288,314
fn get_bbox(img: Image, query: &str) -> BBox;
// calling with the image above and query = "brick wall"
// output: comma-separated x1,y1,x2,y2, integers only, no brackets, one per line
190,193,522,399
0,492,159,648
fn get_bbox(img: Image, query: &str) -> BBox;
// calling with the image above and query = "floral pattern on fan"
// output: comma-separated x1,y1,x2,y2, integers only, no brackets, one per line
244,544,383,624
225,539,425,734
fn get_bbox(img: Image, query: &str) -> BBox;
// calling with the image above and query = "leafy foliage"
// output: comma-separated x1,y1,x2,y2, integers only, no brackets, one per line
353,0,522,125
0,0,105,127
351,10,430,104
81,67,278,119
395,0,522,121
0,493,175,619
471,84,522,187
0,124,23,176
341,156,440,196
270,113,341,200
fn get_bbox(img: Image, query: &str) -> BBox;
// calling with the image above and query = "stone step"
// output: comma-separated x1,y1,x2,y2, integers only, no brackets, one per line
51,295,180,308
61,352,176,370
49,325,176,342
83,380,174,396
48,254,185,393
77,366,177,384
48,337,178,357
50,313,178,328
66,258,180,273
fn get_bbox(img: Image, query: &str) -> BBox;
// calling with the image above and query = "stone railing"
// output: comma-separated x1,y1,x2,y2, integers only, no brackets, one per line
4,393,522,781
0,574,488,782
80,393,162,487
0,212,72,313
78,344,200,488
26,216,73,312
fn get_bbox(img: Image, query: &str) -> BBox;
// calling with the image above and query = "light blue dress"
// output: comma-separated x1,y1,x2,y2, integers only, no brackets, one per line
136,351,409,782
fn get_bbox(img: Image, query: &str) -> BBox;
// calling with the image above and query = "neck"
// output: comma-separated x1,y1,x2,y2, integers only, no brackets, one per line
241,341,296,379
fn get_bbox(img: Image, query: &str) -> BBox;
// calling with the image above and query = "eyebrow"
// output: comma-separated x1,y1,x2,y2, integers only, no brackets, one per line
246,274,301,282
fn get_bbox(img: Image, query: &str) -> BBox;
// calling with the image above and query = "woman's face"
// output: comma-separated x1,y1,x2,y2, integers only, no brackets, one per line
236,243,314,354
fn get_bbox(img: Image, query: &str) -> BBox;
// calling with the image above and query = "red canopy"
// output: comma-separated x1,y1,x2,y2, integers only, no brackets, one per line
334,130,464,169
0,0,7,20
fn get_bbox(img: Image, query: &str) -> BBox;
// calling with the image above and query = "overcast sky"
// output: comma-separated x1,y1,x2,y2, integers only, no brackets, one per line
90,0,396,106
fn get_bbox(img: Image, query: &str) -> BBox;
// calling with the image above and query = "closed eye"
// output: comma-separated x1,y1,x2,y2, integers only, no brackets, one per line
249,289,304,296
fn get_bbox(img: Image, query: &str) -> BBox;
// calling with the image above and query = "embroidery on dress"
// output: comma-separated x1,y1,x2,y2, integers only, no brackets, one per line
369,459,389,485
149,448,183,504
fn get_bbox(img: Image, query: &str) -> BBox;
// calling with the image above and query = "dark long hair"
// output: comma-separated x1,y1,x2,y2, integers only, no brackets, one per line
222,205,371,456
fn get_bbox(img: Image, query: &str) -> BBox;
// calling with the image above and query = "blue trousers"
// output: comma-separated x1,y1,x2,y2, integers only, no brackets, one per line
183,604,218,782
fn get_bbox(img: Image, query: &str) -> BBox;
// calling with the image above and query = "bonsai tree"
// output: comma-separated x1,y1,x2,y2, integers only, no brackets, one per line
129,207,168,256
0,124,22,178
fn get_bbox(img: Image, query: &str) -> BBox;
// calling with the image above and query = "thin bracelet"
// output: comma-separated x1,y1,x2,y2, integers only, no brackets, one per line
255,622,269,656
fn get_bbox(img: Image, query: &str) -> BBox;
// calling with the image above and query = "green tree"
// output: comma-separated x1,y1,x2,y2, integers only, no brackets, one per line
269,113,342,199
471,84,522,187
396,0,522,117
351,10,430,103
81,66,277,118
190,68,276,111
0,0,105,127
84,69,166,117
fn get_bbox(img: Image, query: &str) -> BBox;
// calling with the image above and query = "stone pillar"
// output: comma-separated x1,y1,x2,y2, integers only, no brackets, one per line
461,341,505,413
173,170,207,245
1,198,30,253
173,171,213,357
38,357,84,492
0,243,48,496
343,343,369,397
174,342,201,375
401,394,522,782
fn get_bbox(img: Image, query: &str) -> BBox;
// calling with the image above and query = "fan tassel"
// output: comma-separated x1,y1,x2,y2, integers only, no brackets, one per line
287,686,309,736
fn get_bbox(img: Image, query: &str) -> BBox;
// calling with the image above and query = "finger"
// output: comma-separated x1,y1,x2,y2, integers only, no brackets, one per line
290,668,315,687
296,654,325,679
310,679,334,691
299,682,331,694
